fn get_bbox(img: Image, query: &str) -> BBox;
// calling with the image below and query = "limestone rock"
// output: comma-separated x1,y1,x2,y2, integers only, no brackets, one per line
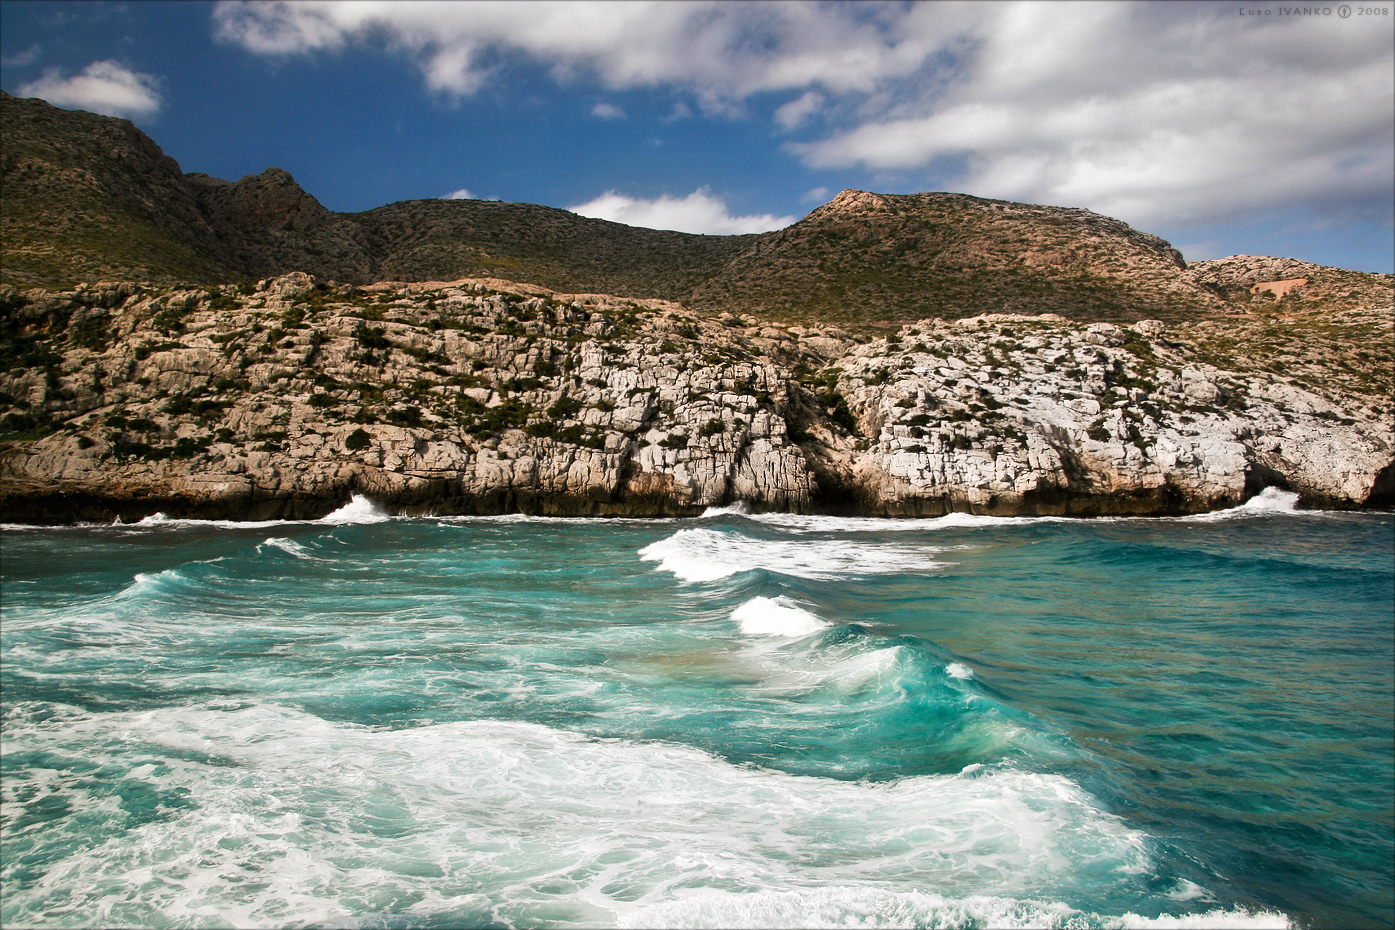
1,275,1390,522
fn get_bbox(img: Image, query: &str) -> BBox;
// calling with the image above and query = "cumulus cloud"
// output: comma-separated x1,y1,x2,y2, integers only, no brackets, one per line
774,90,824,130
212,1,1393,233
442,188,474,200
591,102,626,120
211,0,944,101
567,188,794,234
794,3,1395,229
2,45,41,68
17,59,162,119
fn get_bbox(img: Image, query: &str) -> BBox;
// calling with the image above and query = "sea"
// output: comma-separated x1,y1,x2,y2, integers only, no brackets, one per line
1,489,1391,930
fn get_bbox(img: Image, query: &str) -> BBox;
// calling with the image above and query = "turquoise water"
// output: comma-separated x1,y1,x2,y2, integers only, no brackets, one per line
2,493,1391,929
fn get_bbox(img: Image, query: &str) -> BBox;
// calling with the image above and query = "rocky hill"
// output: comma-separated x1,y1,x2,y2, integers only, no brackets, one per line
0,274,1389,522
2,92,1391,521
6,90,1390,331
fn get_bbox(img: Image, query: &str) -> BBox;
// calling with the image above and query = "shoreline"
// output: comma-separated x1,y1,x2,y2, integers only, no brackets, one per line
3,487,1387,530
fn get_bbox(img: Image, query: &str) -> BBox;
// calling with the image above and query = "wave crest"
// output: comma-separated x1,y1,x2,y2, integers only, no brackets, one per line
321,494,389,524
638,527,946,582
731,596,830,637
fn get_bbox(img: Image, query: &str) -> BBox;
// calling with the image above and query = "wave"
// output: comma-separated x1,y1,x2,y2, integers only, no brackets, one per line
1,701,1283,929
702,505,1071,535
319,493,390,524
946,661,975,680
638,527,948,582
621,887,1292,929
126,512,296,530
256,536,321,560
731,596,830,637
700,501,753,517
1178,487,1319,524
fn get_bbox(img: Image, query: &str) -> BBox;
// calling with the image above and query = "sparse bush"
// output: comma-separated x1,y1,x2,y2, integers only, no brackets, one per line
548,396,583,420
354,322,390,350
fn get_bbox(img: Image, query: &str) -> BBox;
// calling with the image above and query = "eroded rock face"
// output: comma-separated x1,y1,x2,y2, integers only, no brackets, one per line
0,276,1390,522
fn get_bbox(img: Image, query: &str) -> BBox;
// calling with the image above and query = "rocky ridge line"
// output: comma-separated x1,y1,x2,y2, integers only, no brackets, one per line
9,91,1391,330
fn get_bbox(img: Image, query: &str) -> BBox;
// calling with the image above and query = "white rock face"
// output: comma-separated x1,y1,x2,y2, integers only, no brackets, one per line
0,276,1390,521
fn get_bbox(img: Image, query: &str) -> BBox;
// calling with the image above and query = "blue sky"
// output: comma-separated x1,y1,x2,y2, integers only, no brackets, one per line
2,0,1392,272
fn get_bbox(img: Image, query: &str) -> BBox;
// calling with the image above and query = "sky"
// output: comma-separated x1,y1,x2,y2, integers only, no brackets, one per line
1,0,1392,272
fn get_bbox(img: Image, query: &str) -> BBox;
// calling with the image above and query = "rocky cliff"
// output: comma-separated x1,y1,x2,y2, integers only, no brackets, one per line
2,274,1389,523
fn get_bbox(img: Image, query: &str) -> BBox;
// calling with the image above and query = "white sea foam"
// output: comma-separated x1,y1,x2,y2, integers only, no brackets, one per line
1237,487,1301,512
258,536,318,559
621,888,1292,929
320,493,389,524
731,596,830,637
947,661,976,680
1179,487,1317,524
700,500,753,517
106,514,311,531
0,701,1291,930
724,509,1077,534
638,527,947,581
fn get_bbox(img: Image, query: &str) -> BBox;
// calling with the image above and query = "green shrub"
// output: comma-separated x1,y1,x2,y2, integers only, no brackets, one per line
172,436,210,459
69,313,113,350
387,406,422,427
346,428,372,451
547,396,583,420
354,322,390,350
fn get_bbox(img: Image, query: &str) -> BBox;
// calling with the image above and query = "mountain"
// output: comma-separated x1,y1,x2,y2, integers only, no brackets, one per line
6,90,1389,331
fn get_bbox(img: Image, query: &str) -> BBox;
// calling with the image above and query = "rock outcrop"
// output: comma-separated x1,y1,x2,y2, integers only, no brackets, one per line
2,275,1390,523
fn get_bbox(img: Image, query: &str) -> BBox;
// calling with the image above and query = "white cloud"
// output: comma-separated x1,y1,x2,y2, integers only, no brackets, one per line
567,188,794,235
442,188,474,200
591,102,625,120
211,1,948,102
794,4,1395,229
16,59,162,119
802,186,830,202
2,45,41,68
774,90,824,130
211,1,1394,234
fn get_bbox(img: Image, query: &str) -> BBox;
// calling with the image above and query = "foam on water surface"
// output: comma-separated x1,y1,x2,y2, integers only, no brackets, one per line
5,508,1388,928
1178,487,1322,524
320,493,390,524
730,596,829,637
620,888,1292,929
638,527,947,582
1,701,1268,930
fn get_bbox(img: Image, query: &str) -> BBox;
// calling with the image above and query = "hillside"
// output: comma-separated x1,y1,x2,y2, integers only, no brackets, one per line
6,90,1390,331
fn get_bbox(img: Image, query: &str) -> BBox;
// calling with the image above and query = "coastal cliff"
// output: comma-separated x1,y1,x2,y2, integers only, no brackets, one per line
2,274,1389,522
3,89,1391,522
